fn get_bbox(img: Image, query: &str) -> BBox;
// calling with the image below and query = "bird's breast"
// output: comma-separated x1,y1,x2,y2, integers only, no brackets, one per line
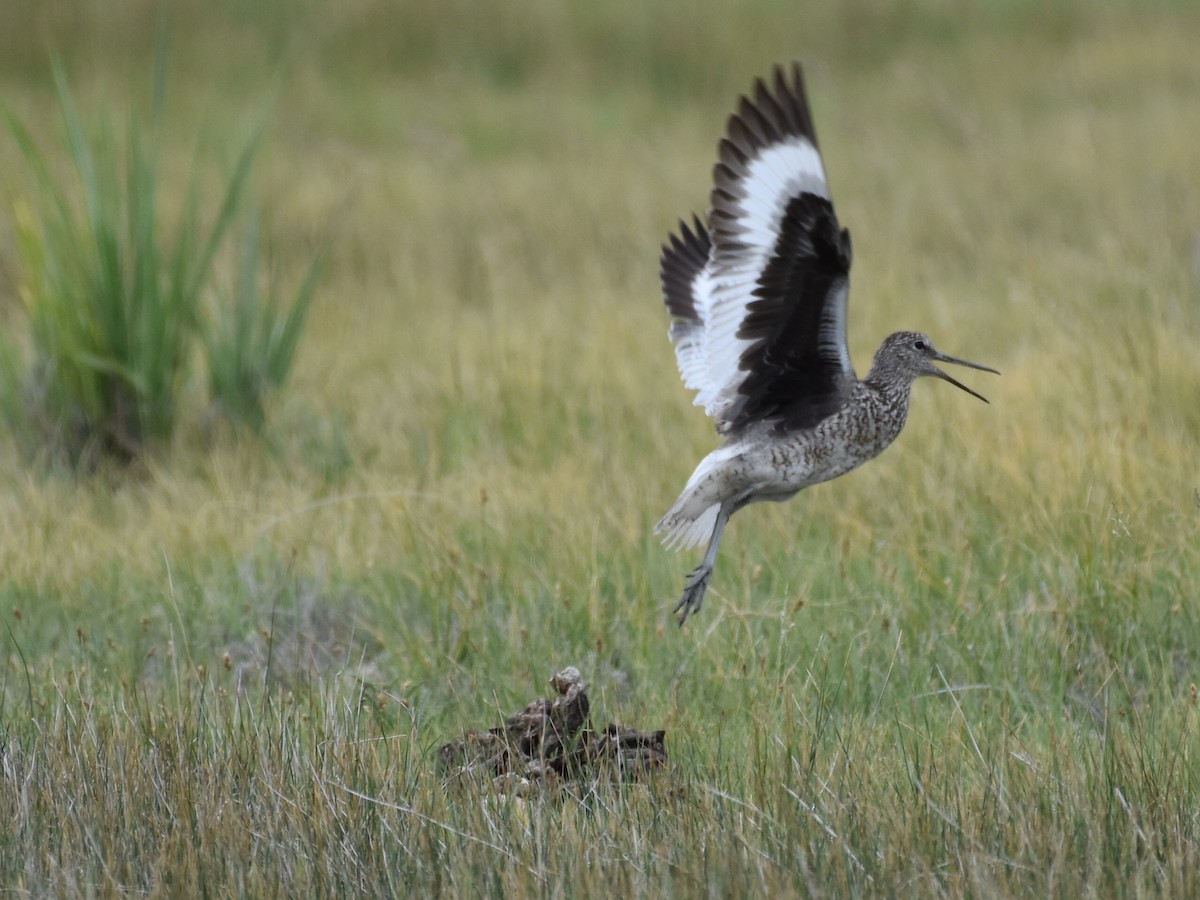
760,397,907,488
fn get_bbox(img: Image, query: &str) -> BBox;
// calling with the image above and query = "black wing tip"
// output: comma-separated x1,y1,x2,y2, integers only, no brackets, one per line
661,213,710,264
660,214,711,322
725,62,817,155
769,62,806,102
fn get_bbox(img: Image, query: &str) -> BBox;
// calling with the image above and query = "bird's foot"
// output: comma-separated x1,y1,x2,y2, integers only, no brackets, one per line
673,564,712,626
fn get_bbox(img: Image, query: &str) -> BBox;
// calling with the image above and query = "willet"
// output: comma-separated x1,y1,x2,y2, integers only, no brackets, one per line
657,63,998,624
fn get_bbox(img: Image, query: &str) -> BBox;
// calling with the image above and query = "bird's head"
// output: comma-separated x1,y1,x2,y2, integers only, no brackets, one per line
874,331,999,402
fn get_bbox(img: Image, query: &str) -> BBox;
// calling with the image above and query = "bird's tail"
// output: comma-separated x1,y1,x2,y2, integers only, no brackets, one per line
657,504,720,554
655,444,740,551
655,498,720,553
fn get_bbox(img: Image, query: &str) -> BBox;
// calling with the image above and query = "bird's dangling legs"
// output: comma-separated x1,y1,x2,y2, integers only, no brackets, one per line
673,502,733,626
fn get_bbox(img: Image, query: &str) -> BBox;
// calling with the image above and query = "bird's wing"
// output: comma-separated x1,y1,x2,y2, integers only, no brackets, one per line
721,191,853,431
660,63,856,432
659,215,716,400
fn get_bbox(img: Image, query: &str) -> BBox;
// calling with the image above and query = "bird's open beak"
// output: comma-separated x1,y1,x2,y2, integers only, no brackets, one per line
932,352,1000,403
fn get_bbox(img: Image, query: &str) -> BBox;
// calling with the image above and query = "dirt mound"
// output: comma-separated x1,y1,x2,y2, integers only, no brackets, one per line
439,667,666,791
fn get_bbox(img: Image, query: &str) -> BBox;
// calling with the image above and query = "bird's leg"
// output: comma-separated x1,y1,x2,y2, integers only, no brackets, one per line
673,503,732,626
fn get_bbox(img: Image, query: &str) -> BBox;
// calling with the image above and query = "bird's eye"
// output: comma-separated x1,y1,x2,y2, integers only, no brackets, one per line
913,339,927,351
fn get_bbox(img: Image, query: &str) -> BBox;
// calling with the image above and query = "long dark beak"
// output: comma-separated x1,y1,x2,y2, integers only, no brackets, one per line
932,351,1000,403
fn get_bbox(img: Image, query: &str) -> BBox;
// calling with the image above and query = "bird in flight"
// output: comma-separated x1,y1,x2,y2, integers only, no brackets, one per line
656,63,998,625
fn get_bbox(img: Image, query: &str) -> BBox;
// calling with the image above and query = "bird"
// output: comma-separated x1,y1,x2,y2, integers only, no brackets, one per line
655,63,999,625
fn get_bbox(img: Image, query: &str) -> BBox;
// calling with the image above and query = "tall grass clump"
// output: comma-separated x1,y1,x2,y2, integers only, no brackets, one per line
202,214,322,432
5,59,311,466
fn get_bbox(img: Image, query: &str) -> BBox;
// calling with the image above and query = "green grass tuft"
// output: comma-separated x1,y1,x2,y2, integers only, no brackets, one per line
7,60,259,465
4,47,315,466
203,212,323,432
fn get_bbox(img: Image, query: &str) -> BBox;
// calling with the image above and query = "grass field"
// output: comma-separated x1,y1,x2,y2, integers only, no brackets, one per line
2,0,1199,895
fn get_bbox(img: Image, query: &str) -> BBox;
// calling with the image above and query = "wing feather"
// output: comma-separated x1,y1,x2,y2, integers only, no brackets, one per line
659,63,857,433
659,216,716,399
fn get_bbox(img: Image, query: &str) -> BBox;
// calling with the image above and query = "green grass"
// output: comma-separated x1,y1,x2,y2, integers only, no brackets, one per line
4,45,317,465
6,59,260,465
2,0,1199,895
203,211,322,432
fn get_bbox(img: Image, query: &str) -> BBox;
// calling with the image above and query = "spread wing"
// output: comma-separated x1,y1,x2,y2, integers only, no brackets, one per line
659,63,857,434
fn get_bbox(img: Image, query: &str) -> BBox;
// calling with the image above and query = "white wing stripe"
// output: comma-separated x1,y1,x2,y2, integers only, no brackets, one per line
668,267,719,405
665,72,848,429
700,137,830,420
